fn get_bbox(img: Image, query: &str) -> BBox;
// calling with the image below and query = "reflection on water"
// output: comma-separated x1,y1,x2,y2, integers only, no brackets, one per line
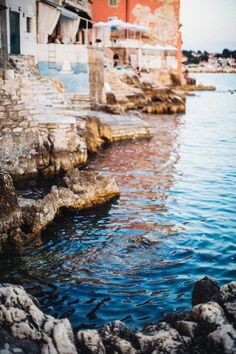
0,74,236,330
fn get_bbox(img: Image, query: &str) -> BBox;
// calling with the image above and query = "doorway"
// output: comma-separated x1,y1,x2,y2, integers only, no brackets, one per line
10,11,20,54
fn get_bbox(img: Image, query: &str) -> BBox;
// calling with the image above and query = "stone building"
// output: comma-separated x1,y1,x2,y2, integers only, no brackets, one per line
92,0,182,77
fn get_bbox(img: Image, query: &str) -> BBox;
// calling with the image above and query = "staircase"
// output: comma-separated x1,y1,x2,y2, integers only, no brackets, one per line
104,68,142,102
8,55,91,124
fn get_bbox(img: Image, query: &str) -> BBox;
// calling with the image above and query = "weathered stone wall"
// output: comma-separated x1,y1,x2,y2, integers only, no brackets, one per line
0,88,88,179
0,89,40,178
88,47,105,105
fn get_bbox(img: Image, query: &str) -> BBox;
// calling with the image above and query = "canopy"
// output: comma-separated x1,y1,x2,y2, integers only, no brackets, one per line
142,44,177,51
93,19,147,32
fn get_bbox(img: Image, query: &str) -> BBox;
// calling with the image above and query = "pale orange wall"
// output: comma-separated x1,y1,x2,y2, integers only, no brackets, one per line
92,0,127,22
92,1,180,46
92,0,182,77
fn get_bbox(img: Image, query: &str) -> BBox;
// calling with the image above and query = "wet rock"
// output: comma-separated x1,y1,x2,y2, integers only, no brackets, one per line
179,84,216,92
0,284,77,354
0,170,25,254
192,276,222,306
0,277,236,353
0,167,119,254
19,170,120,236
130,233,160,246
98,321,139,354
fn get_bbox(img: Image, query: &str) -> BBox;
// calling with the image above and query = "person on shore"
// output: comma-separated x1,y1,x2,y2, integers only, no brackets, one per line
184,69,196,85
135,66,141,77
54,34,63,44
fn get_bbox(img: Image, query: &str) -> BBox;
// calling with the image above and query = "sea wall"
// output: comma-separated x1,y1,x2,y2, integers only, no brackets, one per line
0,277,235,353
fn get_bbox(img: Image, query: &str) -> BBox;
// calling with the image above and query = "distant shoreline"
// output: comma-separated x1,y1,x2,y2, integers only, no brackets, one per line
186,68,236,74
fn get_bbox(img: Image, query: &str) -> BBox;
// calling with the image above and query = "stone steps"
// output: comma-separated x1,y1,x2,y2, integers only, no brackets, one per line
7,55,92,123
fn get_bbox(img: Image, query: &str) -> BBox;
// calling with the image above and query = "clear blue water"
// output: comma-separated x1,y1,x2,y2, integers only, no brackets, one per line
0,74,235,330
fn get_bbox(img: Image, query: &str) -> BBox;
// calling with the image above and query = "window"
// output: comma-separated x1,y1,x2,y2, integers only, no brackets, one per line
26,17,32,33
109,0,118,7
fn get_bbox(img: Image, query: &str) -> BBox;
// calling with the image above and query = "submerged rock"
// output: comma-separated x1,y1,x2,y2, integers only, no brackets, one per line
0,278,235,353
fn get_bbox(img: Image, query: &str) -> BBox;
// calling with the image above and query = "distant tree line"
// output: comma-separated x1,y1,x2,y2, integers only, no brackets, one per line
182,49,236,65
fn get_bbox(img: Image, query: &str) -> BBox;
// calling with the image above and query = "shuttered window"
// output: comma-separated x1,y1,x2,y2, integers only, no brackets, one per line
26,17,32,33
109,0,118,7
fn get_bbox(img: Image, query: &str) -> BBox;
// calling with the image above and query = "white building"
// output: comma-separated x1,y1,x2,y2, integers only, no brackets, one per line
5,0,37,56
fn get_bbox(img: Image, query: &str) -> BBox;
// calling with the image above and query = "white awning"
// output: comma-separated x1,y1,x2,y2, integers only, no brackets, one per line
40,0,78,20
93,19,148,32
59,7,78,20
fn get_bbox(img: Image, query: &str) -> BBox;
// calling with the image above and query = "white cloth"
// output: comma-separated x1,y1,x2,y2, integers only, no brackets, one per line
60,16,80,44
37,2,60,44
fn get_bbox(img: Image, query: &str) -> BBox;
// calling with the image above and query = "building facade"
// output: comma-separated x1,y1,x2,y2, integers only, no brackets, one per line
92,0,182,77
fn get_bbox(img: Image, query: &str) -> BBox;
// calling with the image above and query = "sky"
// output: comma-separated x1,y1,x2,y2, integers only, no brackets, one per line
180,0,236,52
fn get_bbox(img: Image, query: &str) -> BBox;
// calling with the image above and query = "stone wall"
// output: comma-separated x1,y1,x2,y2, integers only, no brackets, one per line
0,88,88,179
88,47,105,105
0,89,40,178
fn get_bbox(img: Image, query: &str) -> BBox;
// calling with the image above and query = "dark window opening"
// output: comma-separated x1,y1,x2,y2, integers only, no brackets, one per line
26,17,32,33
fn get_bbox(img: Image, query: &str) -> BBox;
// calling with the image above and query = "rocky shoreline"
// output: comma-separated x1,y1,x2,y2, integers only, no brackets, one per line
0,277,235,354
0,169,119,254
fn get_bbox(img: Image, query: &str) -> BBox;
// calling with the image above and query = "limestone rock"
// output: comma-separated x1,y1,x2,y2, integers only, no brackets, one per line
174,320,198,338
82,116,112,153
224,301,236,324
192,302,226,329
77,330,106,354
0,277,236,353
0,170,23,254
137,328,186,353
0,284,77,354
221,281,236,302
207,324,236,354
19,170,120,236
0,167,119,254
